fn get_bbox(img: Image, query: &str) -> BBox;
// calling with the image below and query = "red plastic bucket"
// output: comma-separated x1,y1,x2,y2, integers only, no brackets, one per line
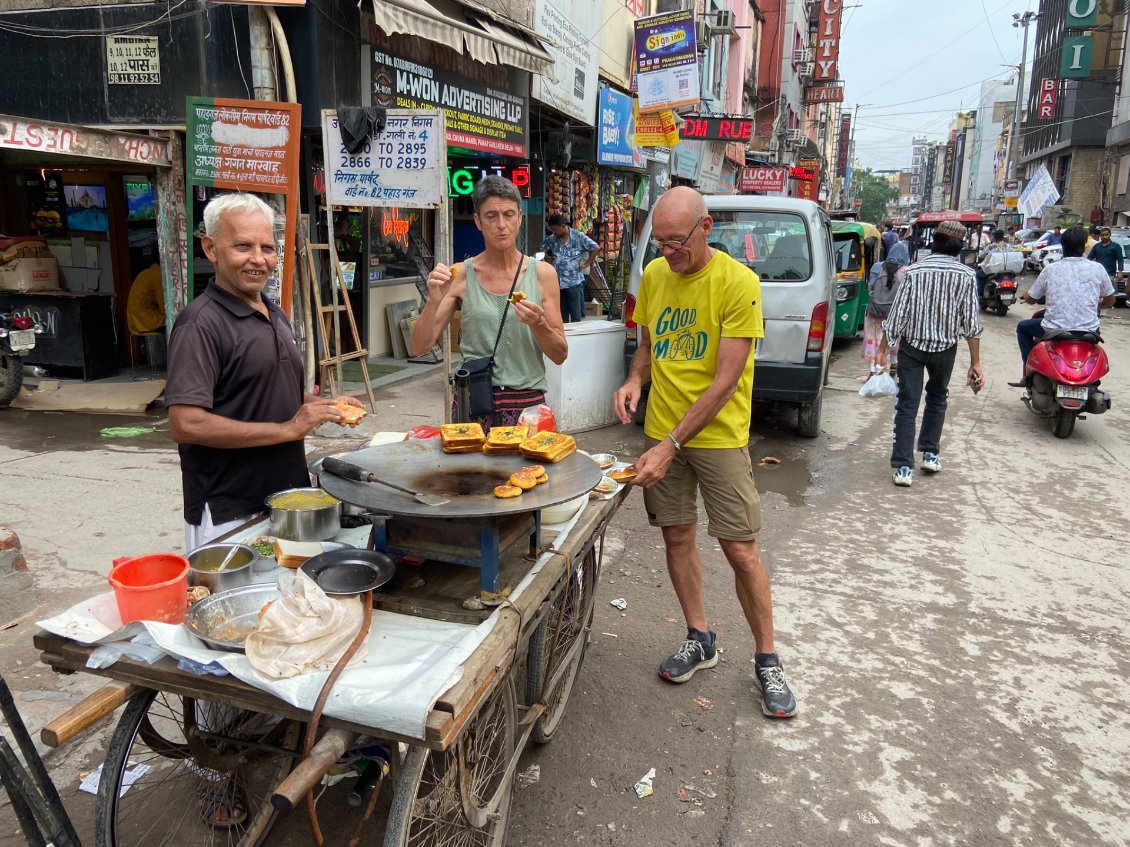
108,554,190,624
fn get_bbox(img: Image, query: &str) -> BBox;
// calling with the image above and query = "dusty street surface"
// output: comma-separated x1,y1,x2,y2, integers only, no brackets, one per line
0,303,1127,846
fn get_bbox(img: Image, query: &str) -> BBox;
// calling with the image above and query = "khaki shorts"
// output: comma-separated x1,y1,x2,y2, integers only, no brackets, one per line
641,438,761,541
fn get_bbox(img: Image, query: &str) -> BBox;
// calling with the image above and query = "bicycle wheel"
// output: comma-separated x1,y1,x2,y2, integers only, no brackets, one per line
95,689,300,847
524,547,597,743
384,677,516,847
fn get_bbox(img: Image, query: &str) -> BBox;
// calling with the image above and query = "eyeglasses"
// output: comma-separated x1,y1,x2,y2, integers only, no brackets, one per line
649,217,705,253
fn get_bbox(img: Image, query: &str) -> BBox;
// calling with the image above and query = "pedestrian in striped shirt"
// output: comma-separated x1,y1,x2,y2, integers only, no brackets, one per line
881,220,984,488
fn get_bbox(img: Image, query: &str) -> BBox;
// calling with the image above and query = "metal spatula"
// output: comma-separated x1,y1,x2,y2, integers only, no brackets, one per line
321,456,450,506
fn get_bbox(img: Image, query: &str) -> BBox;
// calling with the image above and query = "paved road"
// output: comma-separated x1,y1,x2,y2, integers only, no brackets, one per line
0,303,1127,846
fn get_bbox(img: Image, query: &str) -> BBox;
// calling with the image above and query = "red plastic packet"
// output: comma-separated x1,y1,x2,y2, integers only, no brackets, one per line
408,425,442,440
518,404,557,434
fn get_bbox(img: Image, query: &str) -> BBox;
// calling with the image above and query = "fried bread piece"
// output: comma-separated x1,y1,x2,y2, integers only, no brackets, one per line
332,399,367,427
509,291,527,305
494,484,523,499
509,471,537,490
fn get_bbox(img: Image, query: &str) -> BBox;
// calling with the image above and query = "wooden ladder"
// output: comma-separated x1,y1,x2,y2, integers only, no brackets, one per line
301,239,377,412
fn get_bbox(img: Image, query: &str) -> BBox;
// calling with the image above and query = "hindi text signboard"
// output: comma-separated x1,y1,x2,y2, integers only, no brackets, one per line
323,110,444,209
106,36,160,85
185,97,301,313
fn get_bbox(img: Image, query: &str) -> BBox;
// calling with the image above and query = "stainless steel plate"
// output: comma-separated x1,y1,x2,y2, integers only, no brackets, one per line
316,440,602,518
300,548,395,595
185,584,281,653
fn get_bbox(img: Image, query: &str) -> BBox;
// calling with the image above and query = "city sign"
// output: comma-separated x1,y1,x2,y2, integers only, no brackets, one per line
1066,0,1098,27
815,0,843,82
788,165,816,181
1060,35,1093,78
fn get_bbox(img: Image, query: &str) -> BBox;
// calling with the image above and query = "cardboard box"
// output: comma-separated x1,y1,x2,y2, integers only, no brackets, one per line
0,257,61,293
584,302,604,317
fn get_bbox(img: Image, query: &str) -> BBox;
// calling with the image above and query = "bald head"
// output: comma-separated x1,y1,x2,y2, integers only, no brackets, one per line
654,186,708,230
650,186,714,275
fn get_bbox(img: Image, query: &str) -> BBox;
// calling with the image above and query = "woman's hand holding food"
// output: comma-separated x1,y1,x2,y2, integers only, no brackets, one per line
512,296,547,328
426,263,461,301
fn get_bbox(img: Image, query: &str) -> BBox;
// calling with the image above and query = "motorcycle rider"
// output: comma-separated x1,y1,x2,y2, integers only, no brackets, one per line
1009,226,1115,388
975,228,1009,299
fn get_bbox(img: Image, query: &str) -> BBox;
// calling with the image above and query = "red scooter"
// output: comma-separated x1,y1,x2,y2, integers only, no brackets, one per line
1022,327,1110,438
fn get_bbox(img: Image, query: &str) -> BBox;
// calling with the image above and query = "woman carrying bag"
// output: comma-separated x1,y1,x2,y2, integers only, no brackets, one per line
411,175,568,430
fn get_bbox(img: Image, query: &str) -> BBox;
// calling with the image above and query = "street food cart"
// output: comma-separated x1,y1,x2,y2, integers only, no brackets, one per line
29,440,632,846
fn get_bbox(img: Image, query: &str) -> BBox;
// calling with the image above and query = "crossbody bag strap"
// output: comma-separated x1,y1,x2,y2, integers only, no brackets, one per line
488,255,528,360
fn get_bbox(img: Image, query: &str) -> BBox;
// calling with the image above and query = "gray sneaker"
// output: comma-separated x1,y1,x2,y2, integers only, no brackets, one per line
658,630,718,683
754,659,798,718
893,466,913,487
922,453,942,473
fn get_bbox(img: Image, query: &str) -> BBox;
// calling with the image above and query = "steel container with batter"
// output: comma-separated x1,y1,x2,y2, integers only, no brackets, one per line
266,488,341,541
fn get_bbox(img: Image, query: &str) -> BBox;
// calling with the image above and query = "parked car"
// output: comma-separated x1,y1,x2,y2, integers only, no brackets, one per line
1015,228,1046,243
1039,244,1063,269
624,196,835,437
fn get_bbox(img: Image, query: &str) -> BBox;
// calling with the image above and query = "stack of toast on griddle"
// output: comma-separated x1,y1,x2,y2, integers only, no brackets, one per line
518,431,577,463
440,422,486,454
482,425,529,455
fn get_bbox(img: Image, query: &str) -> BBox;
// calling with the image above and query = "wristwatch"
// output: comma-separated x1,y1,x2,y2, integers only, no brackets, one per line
666,433,682,451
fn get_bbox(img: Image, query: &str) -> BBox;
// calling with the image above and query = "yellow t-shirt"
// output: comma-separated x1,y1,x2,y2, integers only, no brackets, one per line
636,250,763,449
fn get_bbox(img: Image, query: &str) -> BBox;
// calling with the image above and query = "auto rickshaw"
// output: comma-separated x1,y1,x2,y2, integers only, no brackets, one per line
831,220,882,338
910,211,984,266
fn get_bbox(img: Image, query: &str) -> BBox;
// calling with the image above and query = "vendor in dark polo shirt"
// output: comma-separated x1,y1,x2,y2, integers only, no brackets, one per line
167,193,361,550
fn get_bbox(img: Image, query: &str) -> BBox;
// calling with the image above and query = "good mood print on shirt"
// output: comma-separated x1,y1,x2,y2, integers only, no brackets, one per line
653,305,709,361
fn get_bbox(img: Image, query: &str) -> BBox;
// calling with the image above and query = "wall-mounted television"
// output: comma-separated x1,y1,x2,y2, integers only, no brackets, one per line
63,184,109,233
124,179,156,222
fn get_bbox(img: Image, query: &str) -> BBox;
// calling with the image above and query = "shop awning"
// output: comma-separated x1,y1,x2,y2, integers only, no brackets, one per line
371,0,554,76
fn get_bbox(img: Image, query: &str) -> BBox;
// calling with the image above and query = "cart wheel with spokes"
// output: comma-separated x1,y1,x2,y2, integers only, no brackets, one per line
525,546,597,743
95,689,301,847
384,677,517,847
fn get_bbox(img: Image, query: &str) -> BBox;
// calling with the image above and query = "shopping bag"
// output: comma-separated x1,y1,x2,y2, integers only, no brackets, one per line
859,371,898,398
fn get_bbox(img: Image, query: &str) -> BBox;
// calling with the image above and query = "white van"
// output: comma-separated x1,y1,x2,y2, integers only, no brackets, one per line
624,196,836,437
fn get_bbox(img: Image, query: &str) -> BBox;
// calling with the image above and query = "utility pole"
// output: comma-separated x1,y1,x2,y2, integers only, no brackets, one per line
1004,11,1039,188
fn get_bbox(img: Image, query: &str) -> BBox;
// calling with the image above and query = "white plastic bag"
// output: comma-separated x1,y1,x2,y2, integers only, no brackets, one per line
859,372,899,398
245,570,367,679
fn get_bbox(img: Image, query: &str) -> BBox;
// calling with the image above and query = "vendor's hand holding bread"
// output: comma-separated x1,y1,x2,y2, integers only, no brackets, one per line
331,397,366,427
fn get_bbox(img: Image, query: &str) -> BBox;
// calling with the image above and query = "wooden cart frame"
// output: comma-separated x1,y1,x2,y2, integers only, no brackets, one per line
31,490,629,847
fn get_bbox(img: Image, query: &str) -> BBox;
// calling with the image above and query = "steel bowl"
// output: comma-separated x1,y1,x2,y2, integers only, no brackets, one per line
186,543,257,592
185,583,281,652
266,487,341,541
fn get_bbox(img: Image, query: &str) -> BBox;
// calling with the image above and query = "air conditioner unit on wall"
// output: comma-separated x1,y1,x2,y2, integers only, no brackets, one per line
798,62,815,79
785,128,804,144
794,48,812,65
709,9,736,34
695,19,710,49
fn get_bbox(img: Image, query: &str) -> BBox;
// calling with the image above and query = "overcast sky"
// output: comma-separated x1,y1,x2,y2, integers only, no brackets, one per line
838,0,1039,172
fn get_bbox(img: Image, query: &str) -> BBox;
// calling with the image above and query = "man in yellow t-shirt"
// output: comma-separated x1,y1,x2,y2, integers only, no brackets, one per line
612,186,796,719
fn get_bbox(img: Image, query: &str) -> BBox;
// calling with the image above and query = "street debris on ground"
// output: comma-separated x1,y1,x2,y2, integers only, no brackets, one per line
633,767,655,799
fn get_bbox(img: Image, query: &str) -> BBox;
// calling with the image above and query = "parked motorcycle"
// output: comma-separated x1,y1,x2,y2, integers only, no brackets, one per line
979,272,1019,316
0,310,43,406
1022,328,1111,438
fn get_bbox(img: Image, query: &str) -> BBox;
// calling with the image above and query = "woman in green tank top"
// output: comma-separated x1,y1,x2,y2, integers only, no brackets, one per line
410,176,568,430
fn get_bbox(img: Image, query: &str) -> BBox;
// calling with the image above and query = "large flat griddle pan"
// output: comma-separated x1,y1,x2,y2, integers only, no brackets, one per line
316,439,602,519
